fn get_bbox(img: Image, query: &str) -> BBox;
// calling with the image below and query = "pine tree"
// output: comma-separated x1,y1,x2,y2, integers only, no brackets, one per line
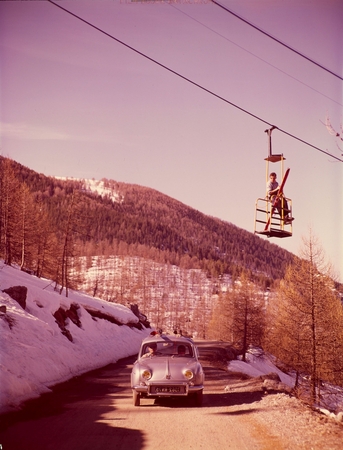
0,158,21,265
265,232,343,403
55,190,86,296
18,183,38,270
208,272,265,356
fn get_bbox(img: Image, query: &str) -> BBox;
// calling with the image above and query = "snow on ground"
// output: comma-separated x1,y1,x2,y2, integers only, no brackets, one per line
56,177,121,203
228,349,295,387
0,262,150,414
228,347,343,420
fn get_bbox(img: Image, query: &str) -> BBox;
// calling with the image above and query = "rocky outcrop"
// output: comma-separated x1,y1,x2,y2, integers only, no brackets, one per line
1,284,148,341
84,306,145,330
130,304,150,328
83,307,122,325
2,285,27,309
53,303,81,342
54,302,147,341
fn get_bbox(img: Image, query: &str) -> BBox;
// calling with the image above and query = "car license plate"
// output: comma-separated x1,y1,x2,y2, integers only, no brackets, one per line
154,386,181,393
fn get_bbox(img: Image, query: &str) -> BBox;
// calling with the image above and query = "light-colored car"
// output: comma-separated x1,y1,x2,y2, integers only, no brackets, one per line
131,334,204,406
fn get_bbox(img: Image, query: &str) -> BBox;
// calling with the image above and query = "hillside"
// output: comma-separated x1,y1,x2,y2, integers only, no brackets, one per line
0,156,294,286
0,262,150,414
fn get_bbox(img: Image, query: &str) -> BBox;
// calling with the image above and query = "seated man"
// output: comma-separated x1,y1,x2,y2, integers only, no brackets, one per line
266,172,294,224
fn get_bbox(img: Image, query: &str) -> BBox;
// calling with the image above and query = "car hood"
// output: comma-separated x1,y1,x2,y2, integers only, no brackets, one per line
138,356,199,378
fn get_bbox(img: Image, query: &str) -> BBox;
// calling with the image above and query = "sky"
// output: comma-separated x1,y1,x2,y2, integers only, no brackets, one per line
1,262,342,417
0,0,342,279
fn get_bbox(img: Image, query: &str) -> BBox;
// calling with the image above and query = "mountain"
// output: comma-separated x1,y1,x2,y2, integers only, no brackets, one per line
0,156,295,287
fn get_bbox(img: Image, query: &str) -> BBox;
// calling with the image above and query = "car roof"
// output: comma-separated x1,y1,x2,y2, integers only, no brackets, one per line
141,334,194,346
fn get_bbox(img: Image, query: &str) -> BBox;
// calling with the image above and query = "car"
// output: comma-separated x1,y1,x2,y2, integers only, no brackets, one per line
131,333,204,407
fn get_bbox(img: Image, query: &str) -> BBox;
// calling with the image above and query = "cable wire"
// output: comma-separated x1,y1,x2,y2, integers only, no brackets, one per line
46,0,343,163
169,3,342,108
211,0,343,81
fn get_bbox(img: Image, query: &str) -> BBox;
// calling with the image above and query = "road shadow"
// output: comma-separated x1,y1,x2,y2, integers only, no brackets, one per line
0,356,145,450
203,390,265,408
139,388,265,410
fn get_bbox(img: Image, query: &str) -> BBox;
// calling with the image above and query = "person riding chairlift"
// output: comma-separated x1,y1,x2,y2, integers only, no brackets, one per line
266,172,294,224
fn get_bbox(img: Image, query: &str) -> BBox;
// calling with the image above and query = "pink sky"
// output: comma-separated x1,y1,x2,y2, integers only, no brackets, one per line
1,0,342,279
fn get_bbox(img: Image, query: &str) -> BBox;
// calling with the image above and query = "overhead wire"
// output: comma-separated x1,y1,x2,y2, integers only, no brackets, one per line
169,3,342,108
210,0,343,82
46,0,343,163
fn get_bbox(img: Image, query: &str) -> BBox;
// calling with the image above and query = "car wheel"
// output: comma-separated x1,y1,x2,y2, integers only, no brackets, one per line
195,390,203,407
133,390,140,406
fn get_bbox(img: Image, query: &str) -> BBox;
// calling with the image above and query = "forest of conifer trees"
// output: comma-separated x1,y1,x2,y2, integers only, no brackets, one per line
0,156,295,287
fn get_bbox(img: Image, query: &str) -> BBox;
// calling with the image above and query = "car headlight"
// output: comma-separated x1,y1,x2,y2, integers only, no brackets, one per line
142,369,152,380
183,369,194,380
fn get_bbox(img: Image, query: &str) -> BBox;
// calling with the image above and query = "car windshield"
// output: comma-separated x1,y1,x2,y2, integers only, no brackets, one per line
141,341,193,358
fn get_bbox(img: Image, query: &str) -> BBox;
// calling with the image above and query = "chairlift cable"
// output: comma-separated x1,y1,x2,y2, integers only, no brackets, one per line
211,0,343,81
47,0,343,163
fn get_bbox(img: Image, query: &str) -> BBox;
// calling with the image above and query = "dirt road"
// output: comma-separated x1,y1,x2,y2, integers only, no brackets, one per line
1,342,342,450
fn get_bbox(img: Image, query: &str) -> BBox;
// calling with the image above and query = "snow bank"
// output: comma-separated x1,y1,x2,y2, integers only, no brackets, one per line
0,262,150,413
228,349,295,387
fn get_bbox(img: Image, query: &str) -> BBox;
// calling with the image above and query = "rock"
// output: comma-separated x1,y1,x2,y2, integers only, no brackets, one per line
0,305,7,314
53,306,81,342
261,372,281,382
130,303,150,327
2,286,27,309
67,303,81,328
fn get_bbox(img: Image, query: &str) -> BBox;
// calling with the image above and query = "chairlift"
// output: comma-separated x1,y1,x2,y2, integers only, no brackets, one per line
254,127,293,238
